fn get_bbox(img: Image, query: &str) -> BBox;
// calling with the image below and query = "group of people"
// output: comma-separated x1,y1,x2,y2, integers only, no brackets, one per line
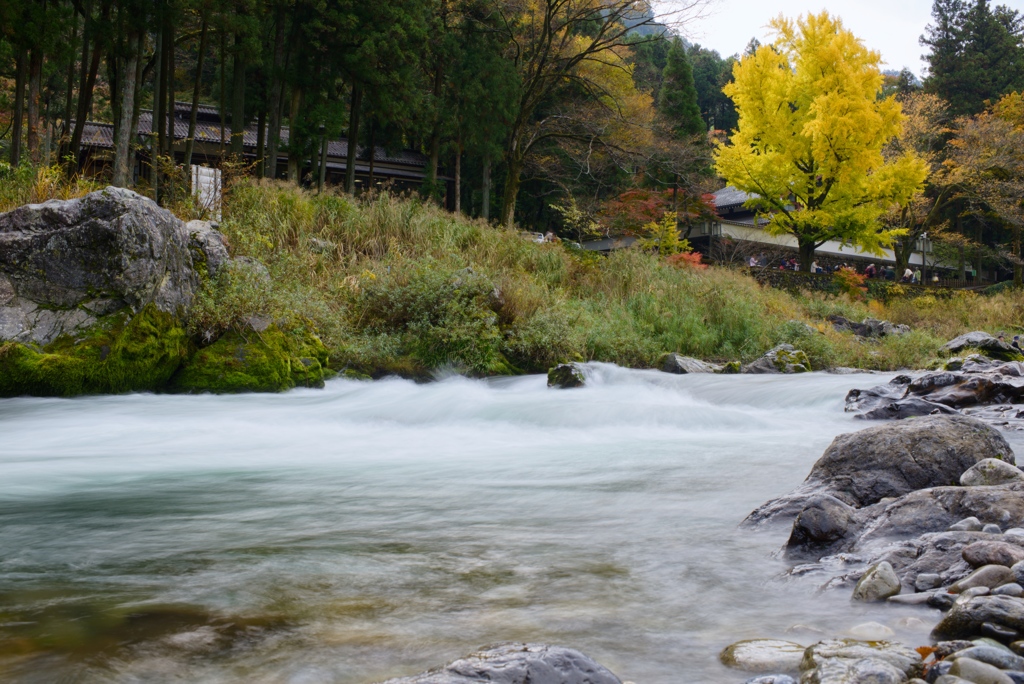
745,254,941,284
998,334,1023,351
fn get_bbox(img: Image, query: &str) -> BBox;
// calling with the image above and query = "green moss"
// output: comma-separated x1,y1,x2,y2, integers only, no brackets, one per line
773,348,811,373
171,325,330,393
718,361,742,374
0,305,189,397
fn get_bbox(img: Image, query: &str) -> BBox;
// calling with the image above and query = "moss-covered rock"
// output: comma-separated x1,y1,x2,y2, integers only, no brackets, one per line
0,304,189,397
547,363,585,388
718,361,742,374
171,325,331,393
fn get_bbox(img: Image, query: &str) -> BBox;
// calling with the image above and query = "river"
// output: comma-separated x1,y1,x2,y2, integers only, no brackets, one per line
2,365,1021,683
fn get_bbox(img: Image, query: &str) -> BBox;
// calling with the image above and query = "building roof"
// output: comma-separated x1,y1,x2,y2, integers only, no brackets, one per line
712,185,758,211
73,102,432,174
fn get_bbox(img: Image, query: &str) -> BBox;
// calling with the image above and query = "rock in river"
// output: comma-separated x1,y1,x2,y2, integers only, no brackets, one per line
944,332,1024,362
720,639,806,673
742,344,811,374
963,542,1024,569
799,639,923,684
933,595,1024,643
547,363,586,388
377,643,622,684
746,415,1014,526
657,353,719,374
852,561,902,602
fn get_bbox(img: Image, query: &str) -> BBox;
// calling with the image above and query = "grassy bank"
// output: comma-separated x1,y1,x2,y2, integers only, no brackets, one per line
2,168,1022,381
196,180,1021,376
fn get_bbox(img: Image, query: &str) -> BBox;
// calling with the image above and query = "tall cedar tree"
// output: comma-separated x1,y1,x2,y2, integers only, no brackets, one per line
658,37,703,137
922,0,1024,116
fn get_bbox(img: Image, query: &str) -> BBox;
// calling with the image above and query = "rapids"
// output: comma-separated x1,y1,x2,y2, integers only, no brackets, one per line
2,365,1021,683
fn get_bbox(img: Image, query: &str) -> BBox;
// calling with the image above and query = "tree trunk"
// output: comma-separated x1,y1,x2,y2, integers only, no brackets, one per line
256,108,267,177
151,26,163,194
218,27,226,156
500,151,524,227
265,6,286,179
164,20,175,158
345,83,362,195
1014,225,1022,289
481,153,490,221
71,2,105,168
797,238,816,272
367,120,375,187
317,131,328,192
128,32,144,184
10,49,26,166
63,13,78,156
453,140,461,214
113,32,139,187
27,47,43,163
184,17,209,177
893,238,911,276
230,32,246,158
287,86,303,182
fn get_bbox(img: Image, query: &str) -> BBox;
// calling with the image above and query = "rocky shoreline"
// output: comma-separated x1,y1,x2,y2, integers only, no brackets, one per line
718,414,1024,684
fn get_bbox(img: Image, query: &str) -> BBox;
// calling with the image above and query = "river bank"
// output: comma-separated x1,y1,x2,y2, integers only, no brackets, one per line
2,181,1023,398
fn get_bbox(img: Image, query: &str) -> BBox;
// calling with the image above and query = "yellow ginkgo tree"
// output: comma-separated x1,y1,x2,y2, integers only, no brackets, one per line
714,12,928,271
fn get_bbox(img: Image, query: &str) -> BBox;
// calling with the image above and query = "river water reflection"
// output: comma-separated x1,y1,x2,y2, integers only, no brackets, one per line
2,365,1021,682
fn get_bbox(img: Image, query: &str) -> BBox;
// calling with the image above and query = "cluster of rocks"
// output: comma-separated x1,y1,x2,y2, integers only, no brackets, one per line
827,315,910,339
729,414,1024,683
0,188,331,396
546,345,813,388
846,341,1024,429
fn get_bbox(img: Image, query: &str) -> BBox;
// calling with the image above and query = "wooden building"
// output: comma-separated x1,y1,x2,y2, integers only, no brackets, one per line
73,102,449,195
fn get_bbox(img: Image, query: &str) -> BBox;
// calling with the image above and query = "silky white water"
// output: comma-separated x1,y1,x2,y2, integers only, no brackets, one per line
2,366,1020,683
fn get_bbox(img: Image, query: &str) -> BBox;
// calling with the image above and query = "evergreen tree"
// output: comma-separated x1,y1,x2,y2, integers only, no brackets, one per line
688,44,737,131
923,0,1024,115
658,36,703,137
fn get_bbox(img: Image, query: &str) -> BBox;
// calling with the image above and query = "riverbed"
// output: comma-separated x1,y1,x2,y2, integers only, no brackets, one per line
2,365,1021,683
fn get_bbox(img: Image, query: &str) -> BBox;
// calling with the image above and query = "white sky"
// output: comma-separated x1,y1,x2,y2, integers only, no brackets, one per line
666,0,967,78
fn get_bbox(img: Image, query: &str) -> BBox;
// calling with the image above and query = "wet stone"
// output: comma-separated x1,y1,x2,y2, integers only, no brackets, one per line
952,517,985,532
964,542,1024,569
951,645,1024,671
951,566,1017,593
987,524,1007,534
852,561,902,602
996,585,1024,597
918,573,943,591
949,657,1015,684
743,677,797,684
720,639,805,673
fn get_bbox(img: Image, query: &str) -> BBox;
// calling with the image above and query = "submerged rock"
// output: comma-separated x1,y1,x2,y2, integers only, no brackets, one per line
547,363,585,388
720,639,806,673
376,643,622,684
799,639,923,684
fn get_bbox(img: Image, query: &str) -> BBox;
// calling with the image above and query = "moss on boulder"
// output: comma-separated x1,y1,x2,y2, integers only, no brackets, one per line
171,325,331,393
0,304,189,397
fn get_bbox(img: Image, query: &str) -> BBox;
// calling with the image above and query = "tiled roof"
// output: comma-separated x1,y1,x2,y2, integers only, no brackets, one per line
712,185,757,209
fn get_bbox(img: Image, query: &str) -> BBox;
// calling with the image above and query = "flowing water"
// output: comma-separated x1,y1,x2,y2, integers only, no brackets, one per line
2,365,1021,683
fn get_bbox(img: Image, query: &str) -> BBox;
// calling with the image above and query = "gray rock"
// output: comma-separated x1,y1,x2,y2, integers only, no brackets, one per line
964,542,1024,568
657,353,720,374
989,524,1008,534
933,595,1024,643
742,344,811,374
995,585,1024,598
547,363,585,389
953,517,986,532
951,645,1024,671
0,187,202,345
852,562,902,602
720,639,806,673
949,657,1015,684
951,566,1017,593
918,574,943,591
934,676,972,684
786,496,855,558
185,219,230,277
944,332,1023,361
747,415,1015,526
889,593,935,605
963,460,1024,487
376,643,622,684
799,639,923,684
745,677,798,684
1013,562,1024,587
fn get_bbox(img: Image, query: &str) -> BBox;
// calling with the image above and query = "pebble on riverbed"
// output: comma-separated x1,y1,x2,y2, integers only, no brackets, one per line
852,561,902,602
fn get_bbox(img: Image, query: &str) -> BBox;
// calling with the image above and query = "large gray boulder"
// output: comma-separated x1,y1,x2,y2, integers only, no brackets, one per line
799,639,923,684
746,415,1014,525
933,595,1024,643
658,353,720,374
0,187,227,347
376,643,622,684
944,331,1023,361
